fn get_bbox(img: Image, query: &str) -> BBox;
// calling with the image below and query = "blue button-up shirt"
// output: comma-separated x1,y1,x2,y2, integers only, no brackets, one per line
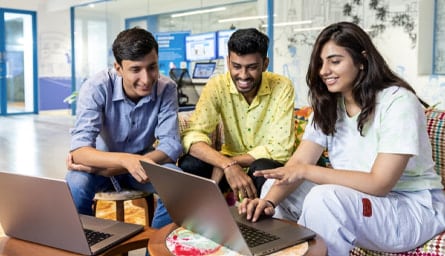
70,68,182,162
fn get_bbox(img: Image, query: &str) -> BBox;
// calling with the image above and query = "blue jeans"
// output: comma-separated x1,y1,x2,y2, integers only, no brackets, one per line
65,163,179,229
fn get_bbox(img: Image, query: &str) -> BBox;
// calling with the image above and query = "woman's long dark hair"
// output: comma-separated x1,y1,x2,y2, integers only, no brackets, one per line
306,22,420,135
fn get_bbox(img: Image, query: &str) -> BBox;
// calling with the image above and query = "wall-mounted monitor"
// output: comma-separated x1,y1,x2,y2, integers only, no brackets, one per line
185,32,217,61
217,30,235,58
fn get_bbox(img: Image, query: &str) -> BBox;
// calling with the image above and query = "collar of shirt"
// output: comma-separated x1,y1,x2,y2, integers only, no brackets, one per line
225,72,272,108
110,70,157,106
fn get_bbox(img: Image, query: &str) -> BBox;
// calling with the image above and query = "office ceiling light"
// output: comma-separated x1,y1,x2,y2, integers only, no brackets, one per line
171,7,226,18
262,20,312,28
218,15,273,23
294,27,325,32
293,26,325,32
292,26,374,33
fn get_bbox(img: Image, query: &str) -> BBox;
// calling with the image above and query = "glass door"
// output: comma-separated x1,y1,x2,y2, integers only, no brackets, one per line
0,8,37,115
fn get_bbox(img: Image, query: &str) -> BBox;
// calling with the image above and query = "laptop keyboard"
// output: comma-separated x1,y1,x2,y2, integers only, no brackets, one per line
237,222,279,248
84,228,112,246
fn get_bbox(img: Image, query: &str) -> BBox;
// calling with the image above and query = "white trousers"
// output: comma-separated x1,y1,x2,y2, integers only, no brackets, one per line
261,178,316,220
261,180,445,255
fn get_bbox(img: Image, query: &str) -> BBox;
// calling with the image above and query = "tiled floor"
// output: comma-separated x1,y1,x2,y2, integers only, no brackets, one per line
0,110,146,256
0,110,74,179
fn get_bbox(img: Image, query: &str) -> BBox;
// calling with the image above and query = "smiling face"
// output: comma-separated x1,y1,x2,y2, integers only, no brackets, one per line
114,49,159,102
227,51,268,103
319,40,361,100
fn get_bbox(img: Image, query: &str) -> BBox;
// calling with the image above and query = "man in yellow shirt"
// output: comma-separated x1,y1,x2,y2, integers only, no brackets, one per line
180,28,295,201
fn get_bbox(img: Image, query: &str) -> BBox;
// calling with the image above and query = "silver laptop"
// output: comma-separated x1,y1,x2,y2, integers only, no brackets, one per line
140,161,316,256
0,172,144,255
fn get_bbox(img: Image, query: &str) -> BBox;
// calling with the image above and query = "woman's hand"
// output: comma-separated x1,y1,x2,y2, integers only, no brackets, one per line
253,165,304,185
238,198,276,222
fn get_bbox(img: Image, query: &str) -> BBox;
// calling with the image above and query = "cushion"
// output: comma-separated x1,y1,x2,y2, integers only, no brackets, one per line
294,107,331,168
294,106,313,148
425,109,445,186
178,110,222,150
350,232,445,255
94,190,152,201
178,110,194,135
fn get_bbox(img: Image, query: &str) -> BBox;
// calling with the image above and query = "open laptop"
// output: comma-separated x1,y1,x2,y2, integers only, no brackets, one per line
0,172,144,255
191,62,216,84
140,161,316,256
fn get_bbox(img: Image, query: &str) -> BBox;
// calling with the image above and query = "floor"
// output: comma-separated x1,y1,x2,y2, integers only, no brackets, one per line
0,110,73,178
0,110,146,255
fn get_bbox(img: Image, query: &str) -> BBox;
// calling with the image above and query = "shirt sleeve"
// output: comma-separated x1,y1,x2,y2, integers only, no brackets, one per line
377,87,421,155
70,77,106,151
247,81,296,163
302,113,328,148
181,78,222,153
154,81,183,161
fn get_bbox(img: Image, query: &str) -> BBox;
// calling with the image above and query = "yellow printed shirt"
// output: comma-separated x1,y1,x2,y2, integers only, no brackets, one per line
182,72,296,163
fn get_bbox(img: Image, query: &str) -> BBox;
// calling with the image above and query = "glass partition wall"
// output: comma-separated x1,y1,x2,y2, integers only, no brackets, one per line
0,9,37,115
71,0,262,111
71,0,445,111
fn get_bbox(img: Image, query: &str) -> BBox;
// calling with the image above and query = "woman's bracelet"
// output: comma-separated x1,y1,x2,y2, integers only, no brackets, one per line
266,199,276,209
222,160,238,171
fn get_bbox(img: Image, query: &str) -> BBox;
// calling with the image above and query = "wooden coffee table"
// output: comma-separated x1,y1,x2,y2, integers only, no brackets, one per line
0,225,155,256
148,222,327,255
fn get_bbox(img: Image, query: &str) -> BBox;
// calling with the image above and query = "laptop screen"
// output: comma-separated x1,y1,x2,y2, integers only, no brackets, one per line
192,62,216,79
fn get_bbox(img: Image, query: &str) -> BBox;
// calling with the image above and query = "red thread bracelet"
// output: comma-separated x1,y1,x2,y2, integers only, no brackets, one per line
222,160,238,171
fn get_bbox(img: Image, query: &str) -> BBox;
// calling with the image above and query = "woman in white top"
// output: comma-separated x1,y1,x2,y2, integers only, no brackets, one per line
238,21,445,254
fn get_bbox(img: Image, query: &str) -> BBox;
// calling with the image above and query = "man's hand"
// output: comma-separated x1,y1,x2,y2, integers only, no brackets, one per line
66,153,101,173
211,166,225,184
67,152,151,183
121,155,152,184
238,198,275,222
224,164,257,200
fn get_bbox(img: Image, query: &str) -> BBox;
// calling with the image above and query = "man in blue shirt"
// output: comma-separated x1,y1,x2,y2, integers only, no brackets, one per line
65,27,182,229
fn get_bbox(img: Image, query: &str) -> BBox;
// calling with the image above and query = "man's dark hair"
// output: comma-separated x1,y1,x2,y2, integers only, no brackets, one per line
227,28,269,59
112,27,158,65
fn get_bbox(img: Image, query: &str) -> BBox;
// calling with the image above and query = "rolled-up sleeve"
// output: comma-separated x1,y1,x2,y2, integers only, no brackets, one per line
70,79,106,151
181,79,221,153
154,82,183,161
